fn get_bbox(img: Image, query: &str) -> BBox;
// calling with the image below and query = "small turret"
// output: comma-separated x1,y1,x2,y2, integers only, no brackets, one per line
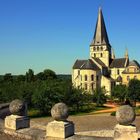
111,48,115,59
125,48,129,59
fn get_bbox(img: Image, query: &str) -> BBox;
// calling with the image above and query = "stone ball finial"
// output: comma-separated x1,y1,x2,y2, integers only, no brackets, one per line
9,99,25,116
51,102,69,121
116,105,136,125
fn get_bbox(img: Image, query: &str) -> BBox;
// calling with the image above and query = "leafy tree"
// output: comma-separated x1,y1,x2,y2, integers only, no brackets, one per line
58,80,93,112
127,79,140,104
32,78,93,114
3,73,13,82
0,82,19,102
25,69,34,82
111,85,127,103
32,80,62,114
17,81,36,107
36,72,45,81
67,88,84,111
43,69,57,79
36,69,57,81
16,75,25,82
93,88,107,106
0,68,93,115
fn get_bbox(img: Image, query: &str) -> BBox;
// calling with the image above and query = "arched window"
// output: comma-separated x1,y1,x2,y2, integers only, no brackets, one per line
127,76,130,81
117,69,119,75
85,83,87,90
94,53,96,57
91,83,94,90
101,46,103,51
134,75,137,79
96,75,99,81
93,47,96,51
101,53,103,57
97,46,99,51
78,70,80,75
91,75,94,81
85,75,87,81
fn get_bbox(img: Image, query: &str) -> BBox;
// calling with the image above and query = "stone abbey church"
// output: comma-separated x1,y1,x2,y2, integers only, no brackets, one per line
72,8,140,94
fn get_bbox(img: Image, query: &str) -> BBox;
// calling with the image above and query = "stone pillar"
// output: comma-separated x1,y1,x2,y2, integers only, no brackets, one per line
46,103,74,139
114,105,138,140
5,99,30,130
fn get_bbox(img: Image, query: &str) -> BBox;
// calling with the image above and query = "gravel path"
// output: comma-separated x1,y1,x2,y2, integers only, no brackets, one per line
31,114,140,132
0,131,27,140
31,114,117,132
1,114,140,140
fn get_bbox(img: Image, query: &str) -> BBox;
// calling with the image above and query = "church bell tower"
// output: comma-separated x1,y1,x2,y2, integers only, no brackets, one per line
90,8,112,67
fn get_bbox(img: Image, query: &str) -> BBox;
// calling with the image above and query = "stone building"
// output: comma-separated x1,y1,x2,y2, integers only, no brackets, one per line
72,8,140,94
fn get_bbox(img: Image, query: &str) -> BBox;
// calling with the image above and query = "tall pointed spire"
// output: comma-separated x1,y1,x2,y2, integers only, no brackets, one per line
91,7,110,46
125,48,129,59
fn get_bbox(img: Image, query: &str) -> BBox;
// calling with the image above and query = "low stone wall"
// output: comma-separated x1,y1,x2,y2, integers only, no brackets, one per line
0,119,113,140
0,103,11,119
0,128,113,140
0,100,139,140
0,103,9,110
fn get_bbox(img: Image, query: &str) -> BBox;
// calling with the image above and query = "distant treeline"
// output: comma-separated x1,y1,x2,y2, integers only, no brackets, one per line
0,72,71,82
57,74,71,80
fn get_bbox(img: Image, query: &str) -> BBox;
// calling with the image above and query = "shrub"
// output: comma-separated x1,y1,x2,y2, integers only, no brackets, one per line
110,111,116,116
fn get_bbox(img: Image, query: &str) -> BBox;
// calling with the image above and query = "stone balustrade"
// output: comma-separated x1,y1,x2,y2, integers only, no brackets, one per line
114,105,138,140
47,103,74,138
4,99,30,130
0,100,139,140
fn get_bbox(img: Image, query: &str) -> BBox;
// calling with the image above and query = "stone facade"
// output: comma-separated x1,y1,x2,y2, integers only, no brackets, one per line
72,8,140,95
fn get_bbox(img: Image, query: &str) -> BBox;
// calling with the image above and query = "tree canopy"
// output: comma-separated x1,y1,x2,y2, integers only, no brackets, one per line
127,79,140,102
111,85,127,102
0,69,94,115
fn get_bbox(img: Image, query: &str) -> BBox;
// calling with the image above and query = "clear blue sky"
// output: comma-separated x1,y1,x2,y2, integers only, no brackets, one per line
0,0,140,75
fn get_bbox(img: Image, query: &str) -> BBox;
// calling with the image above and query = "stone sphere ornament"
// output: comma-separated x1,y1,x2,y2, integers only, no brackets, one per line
9,99,25,116
51,103,69,121
116,105,136,125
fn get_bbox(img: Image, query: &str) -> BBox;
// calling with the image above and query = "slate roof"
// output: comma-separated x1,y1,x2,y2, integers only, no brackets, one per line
92,57,106,67
90,8,110,46
110,58,127,68
73,59,100,70
73,60,87,69
122,60,140,74
129,60,140,68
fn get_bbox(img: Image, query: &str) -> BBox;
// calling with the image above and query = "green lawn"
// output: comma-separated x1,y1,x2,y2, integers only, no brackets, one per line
135,106,140,116
28,105,111,118
110,106,140,116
